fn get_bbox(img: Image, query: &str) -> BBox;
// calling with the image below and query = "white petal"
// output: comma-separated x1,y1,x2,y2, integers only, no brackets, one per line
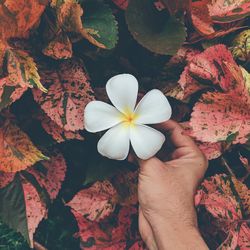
84,101,122,132
106,74,138,114
134,89,172,124
130,125,165,160
97,123,130,160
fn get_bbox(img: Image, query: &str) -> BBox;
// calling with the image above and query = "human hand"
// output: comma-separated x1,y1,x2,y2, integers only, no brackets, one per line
137,120,208,250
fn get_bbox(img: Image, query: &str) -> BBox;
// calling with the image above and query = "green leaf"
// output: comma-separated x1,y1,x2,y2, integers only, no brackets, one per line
82,0,118,49
125,0,186,55
0,176,29,245
0,220,29,250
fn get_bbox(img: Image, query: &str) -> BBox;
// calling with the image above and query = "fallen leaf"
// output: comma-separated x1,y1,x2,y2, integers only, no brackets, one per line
0,122,48,172
33,59,95,132
0,171,15,188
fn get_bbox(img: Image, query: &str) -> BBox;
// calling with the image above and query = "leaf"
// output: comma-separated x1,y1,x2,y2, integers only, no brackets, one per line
70,206,143,249
112,0,129,10
33,59,95,132
0,171,15,189
0,122,48,173
38,112,84,143
125,0,186,55
54,0,118,49
0,45,47,110
190,0,215,36
112,170,138,206
0,176,47,247
0,0,48,40
195,174,250,250
43,32,73,60
67,180,118,222
82,0,119,49
231,29,250,61
0,152,67,247
210,1,250,23
22,180,47,248
27,152,67,200
190,91,250,144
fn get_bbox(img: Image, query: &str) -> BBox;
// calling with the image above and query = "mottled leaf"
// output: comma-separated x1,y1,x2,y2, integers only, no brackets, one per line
195,174,250,250
125,0,186,55
27,153,67,200
190,91,250,144
71,206,143,250
231,29,250,61
33,59,95,132
67,180,118,222
0,122,48,172
38,112,84,143
210,1,250,23
22,180,47,248
43,32,73,60
0,0,48,40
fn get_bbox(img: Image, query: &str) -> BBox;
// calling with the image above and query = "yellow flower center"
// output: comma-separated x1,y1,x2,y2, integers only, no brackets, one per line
120,108,138,126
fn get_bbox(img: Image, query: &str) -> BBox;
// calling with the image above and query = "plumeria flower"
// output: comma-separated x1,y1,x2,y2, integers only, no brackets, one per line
84,74,172,160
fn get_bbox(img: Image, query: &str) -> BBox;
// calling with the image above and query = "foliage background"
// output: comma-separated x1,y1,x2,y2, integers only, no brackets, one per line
0,0,249,249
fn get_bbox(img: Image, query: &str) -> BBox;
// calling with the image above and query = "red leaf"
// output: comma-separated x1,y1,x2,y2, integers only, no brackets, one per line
67,181,118,222
71,206,143,249
38,112,84,143
27,153,67,200
195,174,250,250
22,180,47,248
209,1,250,23
33,59,95,132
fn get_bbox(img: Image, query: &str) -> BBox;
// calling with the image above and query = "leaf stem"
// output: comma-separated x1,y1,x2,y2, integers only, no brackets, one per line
221,157,235,177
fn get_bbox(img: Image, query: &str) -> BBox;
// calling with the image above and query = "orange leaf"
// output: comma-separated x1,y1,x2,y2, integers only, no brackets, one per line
0,0,48,40
0,122,48,172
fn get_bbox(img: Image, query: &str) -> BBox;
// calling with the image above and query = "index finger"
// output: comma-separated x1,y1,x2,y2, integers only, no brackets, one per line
156,120,197,149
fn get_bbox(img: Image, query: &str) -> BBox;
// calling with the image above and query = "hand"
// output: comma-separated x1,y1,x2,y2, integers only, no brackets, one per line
137,120,208,250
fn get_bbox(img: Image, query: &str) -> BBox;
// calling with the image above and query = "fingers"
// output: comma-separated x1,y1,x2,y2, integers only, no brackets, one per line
156,120,197,149
138,157,163,174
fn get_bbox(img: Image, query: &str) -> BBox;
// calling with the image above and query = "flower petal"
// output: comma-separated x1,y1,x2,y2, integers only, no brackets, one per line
130,125,165,160
84,101,122,132
135,89,172,124
97,123,130,160
106,74,138,114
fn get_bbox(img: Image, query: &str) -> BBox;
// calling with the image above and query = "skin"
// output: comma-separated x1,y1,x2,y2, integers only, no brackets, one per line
137,120,209,250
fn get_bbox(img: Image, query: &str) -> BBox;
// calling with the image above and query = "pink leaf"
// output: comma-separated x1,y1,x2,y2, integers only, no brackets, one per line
38,113,84,143
22,180,47,248
33,59,95,132
190,91,250,144
27,153,67,200
112,0,128,10
67,180,118,222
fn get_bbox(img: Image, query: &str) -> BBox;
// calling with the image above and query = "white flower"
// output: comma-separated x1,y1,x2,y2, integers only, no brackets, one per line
84,74,172,160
